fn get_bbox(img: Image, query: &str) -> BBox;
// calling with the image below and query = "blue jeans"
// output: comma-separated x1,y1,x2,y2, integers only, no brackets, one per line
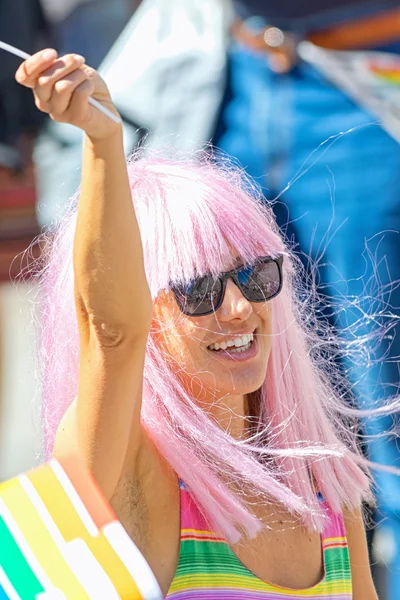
215,40,400,594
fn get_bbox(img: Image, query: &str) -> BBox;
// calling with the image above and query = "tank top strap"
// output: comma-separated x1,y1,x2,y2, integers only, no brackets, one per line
320,499,347,541
179,480,218,534
319,500,351,584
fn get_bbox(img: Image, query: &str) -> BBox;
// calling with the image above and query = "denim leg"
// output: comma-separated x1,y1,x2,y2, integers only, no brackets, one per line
215,43,288,192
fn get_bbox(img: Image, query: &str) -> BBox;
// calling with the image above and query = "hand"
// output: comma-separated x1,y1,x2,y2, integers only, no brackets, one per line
15,48,121,140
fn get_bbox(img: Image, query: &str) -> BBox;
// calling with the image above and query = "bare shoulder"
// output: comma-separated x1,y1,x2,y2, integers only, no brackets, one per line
343,507,378,600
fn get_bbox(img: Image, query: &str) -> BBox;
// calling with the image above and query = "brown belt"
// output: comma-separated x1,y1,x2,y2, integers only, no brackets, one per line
232,7,400,73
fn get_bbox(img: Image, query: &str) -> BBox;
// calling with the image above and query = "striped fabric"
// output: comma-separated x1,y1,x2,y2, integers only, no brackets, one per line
0,457,162,600
167,483,352,599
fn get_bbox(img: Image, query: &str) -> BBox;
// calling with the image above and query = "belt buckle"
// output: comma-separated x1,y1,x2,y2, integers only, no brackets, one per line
262,27,301,73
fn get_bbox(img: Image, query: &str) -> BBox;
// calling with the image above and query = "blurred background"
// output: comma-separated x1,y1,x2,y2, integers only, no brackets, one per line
1,0,400,597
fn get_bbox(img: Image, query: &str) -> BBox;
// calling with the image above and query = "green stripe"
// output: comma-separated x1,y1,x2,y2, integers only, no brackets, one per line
177,540,253,576
324,547,351,581
176,539,351,585
0,514,44,599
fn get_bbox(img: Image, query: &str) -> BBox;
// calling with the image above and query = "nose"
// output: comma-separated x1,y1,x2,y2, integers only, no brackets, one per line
217,278,252,322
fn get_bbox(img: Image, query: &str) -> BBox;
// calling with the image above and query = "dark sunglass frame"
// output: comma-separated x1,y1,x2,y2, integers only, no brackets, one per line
171,255,284,317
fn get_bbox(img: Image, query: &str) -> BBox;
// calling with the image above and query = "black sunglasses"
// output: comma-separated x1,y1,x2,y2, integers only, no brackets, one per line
171,255,283,317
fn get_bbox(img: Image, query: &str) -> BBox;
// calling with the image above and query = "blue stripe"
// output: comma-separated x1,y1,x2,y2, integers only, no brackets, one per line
0,583,11,600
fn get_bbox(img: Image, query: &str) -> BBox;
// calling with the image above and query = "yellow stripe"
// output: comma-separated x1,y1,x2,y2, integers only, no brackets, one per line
323,536,347,544
28,466,143,599
181,528,218,536
1,478,89,598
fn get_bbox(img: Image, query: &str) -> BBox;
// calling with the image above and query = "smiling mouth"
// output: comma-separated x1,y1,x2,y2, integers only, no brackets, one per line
207,331,255,353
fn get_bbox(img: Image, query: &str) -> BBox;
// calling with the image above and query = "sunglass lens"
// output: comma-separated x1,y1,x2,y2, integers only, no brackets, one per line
177,276,223,315
238,260,281,301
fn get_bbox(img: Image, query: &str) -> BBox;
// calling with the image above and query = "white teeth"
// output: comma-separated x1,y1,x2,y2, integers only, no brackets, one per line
208,332,254,351
230,343,251,353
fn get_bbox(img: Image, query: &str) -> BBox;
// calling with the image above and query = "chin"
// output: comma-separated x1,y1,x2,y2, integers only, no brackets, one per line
212,373,266,398
186,357,269,401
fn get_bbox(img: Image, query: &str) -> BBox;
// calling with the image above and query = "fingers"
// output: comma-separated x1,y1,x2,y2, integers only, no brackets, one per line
15,48,118,136
15,48,58,88
16,49,96,123
67,77,96,123
34,66,93,117
35,54,86,103
16,50,87,110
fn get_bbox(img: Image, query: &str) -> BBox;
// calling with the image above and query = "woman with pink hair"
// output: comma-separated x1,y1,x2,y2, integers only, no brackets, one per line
17,49,382,598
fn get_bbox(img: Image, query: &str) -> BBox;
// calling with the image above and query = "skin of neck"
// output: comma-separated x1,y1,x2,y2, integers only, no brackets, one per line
205,394,250,440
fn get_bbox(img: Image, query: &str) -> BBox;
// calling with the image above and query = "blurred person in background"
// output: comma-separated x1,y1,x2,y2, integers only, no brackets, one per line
33,0,400,597
0,0,48,264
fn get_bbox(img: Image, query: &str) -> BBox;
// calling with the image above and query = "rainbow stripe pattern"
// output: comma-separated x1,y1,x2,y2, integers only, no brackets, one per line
0,457,162,600
368,59,400,86
167,484,352,598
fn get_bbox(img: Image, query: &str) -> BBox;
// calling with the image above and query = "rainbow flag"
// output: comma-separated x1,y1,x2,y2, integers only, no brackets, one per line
298,43,400,143
0,457,163,599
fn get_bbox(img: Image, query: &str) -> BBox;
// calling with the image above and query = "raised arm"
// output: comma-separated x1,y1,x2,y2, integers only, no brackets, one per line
16,50,152,498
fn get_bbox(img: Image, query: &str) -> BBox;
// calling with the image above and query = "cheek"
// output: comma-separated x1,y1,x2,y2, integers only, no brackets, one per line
252,303,273,359
165,330,198,367
254,302,273,330
153,308,209,369
168,321,209,368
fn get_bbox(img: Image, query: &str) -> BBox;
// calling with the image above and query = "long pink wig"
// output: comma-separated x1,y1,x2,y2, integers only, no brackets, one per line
37,151,374,542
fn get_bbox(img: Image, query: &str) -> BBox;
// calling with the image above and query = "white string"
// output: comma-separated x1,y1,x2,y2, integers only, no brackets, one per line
0,40,30,60
0,40,121,124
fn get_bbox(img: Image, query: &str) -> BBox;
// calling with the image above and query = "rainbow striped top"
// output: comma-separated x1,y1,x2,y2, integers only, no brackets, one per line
167,483,352,599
